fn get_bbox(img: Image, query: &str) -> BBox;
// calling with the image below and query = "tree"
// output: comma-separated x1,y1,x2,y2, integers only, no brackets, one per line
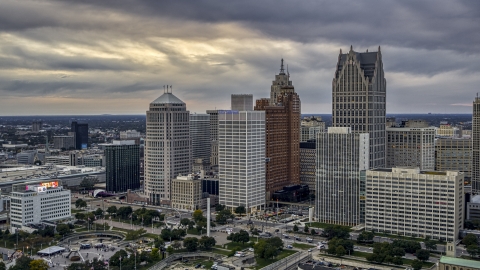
215,204,225,212
357,231,374,243
393,240,421,254
235,206,246,216
117,206,133,219
80,176,96,190
254,237,283,259
94,208,104,217
425,240,437,251
9,256,33,270
106,205,117,215
125,228,147,240
322,225,350,240
304,225,309,233
166,246,174,254
183,237,199,252
416,249,430,261
109,250,128,267
193,210,204,223
56,224,72,236
75,212,85,221
335,245,346,257
392,256,404,265
411,259,423,270
150,248,161,261
462,233,478,246
310,228,316,235
75,199,87,209
293,225,299,232
199,236,216,250
467,245,480,258
216,209,234,224
29,259,49,270
180,218,191,228
4,229,9,235
0,262,5,270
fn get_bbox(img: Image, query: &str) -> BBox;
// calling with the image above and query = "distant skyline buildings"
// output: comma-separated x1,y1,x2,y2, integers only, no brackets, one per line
472,96,480,192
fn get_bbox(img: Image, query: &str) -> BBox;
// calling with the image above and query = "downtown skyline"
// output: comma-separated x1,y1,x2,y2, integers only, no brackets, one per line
0,0,479,115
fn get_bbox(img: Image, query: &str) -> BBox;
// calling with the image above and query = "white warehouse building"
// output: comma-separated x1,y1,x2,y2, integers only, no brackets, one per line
10,180,71,231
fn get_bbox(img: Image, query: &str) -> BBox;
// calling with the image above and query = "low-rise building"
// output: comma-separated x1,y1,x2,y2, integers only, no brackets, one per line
10,180,71,231
171,174,203,211
467,195,480,221
366,167,464,241
438,256,480,270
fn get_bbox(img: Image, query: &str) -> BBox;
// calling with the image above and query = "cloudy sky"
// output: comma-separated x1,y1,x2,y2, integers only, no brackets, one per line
0,0,479,115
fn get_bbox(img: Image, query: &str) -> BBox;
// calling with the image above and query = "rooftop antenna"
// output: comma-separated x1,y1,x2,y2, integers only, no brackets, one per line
170,85,172,93
163,85,165,93
280,58,285,74
287,64,290,82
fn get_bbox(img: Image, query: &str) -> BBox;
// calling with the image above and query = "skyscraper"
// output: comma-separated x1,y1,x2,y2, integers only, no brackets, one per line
218,110,265,212
71,121,88,150
332,46,386,169
145,89,191,205
231,94,253,111
105,140,140,193
255,59,301,198
316,127,369,226
190,114,211,163
472,96,480,192
206,109,221,168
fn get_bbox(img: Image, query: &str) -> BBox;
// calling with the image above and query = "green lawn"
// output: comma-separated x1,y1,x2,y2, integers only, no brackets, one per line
224,241,251,250
187,228,201,235
211,248,231,256
255,250,297,269
292,243,314,250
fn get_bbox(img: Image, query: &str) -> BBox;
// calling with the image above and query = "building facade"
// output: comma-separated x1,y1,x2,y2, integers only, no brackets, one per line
332,46,386,169
472,96,480,192
437,123,462,138
231,94,253,111
255,60,301,198
316,127,369,226
386,124,435,170
206,110,221,168
53,135,75,150
71,121,88,150
365,167,464,241
435,138,472,179
190,114,211,163
300,139,316,192
145,91,191,205
171,174,203,211
10,180,71,230
301,116,325,142
120,130,141,140
105,140,140,193
218,110,265,211
32,121,42,133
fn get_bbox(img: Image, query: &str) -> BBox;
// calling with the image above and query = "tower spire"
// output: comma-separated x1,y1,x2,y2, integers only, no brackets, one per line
280,58,285,74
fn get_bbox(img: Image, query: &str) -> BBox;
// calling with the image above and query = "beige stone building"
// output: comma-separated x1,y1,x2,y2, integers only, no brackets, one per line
301,116,325,142
435,138,472,178
438,256,480,270
437,123,462,138
171,174,203,211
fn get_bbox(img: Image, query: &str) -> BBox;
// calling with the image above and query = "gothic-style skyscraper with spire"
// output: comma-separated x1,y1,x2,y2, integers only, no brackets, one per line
255,59,301,198
332,46,387,169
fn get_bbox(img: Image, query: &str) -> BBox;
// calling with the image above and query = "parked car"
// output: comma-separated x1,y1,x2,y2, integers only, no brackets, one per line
286,245,293,249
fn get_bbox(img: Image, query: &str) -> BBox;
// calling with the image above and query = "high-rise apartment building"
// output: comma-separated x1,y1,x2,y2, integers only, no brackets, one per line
300,139,316,192
190,114,211,164
435,138,472,178
71,121,88,150
145,90,191,205
386,120,435,170
206,110,221,168
332,46,386,169
32,121,42,133
437,122,462,138
255,60,301,198
301,116,325,142
231,94,253,111
316,127,369,226
218,110,265,211
105,140,140,193
366,167,464,241
473,96,480,192
53,135,75,150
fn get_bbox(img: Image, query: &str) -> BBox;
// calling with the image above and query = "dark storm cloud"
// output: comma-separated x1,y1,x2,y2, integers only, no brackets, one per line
0,0,479,114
